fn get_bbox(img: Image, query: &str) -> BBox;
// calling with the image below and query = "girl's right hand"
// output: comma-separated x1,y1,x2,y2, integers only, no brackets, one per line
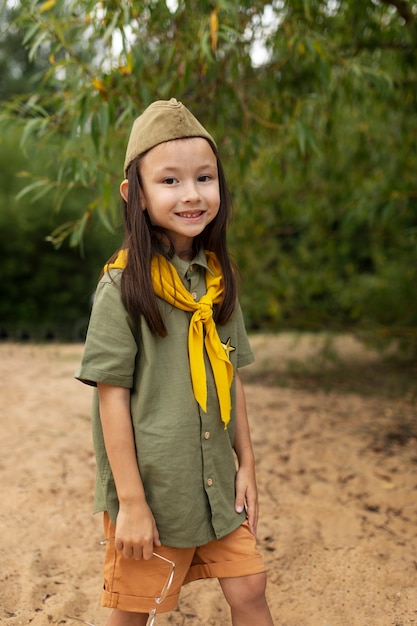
97,383,161,560
114,501,161,560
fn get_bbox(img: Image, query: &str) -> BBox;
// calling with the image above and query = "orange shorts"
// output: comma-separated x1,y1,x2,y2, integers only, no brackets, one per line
101,513,266,614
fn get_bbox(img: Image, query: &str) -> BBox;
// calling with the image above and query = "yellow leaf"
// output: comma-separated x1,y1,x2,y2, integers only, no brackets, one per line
210,7,219,53
92,77,107,97
49,53,55,64
119,51,133,76
126,50,133,74
39,0,56,13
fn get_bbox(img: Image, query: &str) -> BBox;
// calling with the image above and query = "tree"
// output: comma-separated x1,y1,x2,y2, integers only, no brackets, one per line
0,125,118,340
2,0,417,346
0,3,50,100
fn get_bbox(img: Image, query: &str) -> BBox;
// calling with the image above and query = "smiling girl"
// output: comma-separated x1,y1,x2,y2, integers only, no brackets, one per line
76,98,274,626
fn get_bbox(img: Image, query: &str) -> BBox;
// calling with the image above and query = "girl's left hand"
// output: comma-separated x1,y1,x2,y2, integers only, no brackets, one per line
234,464,259,537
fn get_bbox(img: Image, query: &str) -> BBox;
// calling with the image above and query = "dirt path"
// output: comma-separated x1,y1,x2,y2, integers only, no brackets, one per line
0,337,416,626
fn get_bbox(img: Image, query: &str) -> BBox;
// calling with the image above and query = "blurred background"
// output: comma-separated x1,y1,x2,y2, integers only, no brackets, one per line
1,0,416,352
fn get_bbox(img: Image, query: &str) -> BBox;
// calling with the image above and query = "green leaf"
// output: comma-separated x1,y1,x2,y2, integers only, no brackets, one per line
19,118,45,151
97,206,116,235
15,179,51,201
69,212,89,248
295,120,307,156
28,29,49,62
103,9,121,45
100,102,109,138
91,112,101,154
22,21,41,46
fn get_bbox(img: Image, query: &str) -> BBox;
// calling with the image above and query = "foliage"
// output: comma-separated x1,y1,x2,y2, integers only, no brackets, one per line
1,0,417,348
0,128,118,340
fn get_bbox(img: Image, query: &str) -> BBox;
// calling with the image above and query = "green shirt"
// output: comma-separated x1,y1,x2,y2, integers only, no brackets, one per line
75,249,254,548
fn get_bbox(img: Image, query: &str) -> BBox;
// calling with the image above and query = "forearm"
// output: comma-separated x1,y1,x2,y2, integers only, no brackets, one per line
97,383,160,557
97,383,146,505
234,371,256,469
234,371,259,534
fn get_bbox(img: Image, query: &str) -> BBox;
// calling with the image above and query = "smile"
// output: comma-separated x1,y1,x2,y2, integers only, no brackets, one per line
177,211,204,219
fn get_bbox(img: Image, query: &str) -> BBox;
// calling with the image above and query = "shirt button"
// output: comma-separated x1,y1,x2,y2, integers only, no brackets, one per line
191,292,197,300
204,431,210,440
189,265,194,271
207,477,213,487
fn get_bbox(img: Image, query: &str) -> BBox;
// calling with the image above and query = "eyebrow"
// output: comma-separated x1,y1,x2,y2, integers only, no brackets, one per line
155,163,217,172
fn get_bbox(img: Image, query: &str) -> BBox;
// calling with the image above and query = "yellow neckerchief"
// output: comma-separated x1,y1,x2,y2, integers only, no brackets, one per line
104,249,233,428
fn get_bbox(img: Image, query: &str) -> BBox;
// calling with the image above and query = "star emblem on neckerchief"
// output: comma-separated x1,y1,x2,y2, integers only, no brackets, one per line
221,337,236,360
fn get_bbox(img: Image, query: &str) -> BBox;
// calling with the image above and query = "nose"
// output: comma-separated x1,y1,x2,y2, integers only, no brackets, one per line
181,180,201,203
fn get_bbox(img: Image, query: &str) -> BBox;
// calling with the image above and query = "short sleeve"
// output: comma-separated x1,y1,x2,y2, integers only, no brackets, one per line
235,304,255,369
74,272,138,388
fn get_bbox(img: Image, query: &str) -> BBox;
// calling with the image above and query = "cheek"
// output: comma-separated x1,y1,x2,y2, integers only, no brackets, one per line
205,184,220,209
207,199,220,226
212,190,221,213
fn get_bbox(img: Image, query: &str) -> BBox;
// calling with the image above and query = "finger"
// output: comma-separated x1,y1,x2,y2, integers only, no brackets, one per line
133,545,144,561
246,501,259,537
235,485,246,514
153,526,162,548
123,545,135,559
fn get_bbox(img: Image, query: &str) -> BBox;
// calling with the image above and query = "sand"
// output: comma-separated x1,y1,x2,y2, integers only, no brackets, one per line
1,335,416,626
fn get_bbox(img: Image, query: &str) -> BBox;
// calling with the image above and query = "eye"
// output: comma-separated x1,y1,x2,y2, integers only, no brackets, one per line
163,177,177,185
198,175,212,183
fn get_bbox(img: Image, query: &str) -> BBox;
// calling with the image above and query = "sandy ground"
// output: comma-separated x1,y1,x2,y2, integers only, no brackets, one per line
1,335,416,626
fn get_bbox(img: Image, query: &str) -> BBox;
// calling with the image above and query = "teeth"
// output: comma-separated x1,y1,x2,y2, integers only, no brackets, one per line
179,212,202,218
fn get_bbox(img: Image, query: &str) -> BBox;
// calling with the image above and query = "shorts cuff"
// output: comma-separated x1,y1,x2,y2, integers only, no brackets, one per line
183,554,266,584
101,588,180,613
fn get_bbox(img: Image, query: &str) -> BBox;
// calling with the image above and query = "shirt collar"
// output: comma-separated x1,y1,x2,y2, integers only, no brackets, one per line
170,248,212,279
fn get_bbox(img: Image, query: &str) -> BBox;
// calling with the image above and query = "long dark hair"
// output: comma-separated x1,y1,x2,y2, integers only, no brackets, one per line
107,140,238,336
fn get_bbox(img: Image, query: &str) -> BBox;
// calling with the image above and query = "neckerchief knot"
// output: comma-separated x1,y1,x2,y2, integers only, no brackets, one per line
193,297,213,323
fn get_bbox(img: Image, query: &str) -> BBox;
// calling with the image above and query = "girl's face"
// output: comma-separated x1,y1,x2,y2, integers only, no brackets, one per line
129,137,220,259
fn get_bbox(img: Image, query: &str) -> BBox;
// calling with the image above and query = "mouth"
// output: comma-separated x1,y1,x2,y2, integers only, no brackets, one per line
176,210,205,219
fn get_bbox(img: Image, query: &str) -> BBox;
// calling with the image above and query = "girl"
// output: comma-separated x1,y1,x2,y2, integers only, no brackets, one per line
76,98,274,626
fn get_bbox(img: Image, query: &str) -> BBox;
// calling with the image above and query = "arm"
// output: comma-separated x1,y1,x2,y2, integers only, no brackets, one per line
233,371,259,537
97,383,161,560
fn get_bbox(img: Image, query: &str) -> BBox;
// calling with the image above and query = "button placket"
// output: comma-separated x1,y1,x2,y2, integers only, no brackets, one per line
187,264,203,301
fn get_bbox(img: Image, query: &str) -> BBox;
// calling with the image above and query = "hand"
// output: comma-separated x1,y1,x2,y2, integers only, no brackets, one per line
235,464,259,537
114,501,161,560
